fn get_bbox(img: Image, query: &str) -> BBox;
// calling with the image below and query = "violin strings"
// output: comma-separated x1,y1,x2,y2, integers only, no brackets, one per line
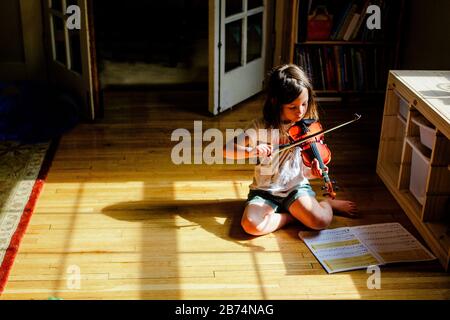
273,113,361,156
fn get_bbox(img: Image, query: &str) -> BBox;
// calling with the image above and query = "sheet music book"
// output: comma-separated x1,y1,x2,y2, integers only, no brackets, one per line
299,223,436,273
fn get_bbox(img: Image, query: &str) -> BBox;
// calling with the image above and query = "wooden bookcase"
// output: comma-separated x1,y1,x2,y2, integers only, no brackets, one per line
293,0,405,97
377,71,450,271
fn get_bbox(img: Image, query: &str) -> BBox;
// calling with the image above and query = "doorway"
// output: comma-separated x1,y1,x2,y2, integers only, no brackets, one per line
93,1,209,89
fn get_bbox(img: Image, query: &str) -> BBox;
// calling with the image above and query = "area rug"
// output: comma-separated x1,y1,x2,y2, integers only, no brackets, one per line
0,140,57,294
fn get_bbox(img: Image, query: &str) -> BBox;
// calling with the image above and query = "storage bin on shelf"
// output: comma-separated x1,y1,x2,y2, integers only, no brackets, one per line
411,115,436,150
406,137,431,206
394,90,409,120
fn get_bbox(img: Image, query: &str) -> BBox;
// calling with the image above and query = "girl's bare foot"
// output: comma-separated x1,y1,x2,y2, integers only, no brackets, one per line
326,199,359,218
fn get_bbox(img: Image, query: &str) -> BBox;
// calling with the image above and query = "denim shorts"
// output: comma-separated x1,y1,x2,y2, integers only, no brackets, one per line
246,184,316,213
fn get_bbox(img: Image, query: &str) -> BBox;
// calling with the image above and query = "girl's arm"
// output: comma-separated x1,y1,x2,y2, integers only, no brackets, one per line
223,135,254,159
223,134,273,160
223,137,252,160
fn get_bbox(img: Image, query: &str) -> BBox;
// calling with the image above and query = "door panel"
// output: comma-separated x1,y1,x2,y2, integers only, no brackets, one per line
43,0,97,120
209,0,267,115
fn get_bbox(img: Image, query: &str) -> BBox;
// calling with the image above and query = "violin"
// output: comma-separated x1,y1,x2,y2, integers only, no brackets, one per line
273,113,361,199
288,119,336,199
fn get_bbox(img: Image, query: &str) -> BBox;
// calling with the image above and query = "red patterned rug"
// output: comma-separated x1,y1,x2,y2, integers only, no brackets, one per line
0,140,57,294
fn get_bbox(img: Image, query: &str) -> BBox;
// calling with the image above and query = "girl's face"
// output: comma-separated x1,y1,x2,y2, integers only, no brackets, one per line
280,88,309,123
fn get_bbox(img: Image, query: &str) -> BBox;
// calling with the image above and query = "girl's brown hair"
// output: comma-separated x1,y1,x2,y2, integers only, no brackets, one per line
263,64,319,129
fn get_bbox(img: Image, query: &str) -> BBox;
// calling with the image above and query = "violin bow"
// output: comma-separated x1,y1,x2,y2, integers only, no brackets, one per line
272,113,361,156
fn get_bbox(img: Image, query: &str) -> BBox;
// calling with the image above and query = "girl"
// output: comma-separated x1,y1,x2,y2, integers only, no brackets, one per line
224,64,357,236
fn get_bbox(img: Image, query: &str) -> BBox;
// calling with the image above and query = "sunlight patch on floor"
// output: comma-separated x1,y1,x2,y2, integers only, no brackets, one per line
171,180,249,201
278,274,363,298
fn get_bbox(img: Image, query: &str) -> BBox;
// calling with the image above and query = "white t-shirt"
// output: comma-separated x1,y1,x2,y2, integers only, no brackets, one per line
243,118,310,197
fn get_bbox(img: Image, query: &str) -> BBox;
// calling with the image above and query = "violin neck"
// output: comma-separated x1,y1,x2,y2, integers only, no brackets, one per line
309,143,330,182
322,170,331,183
311,143,326,168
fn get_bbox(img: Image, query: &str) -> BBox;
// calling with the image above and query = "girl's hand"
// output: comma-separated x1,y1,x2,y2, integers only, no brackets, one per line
250,144,273,158
311,158,328,178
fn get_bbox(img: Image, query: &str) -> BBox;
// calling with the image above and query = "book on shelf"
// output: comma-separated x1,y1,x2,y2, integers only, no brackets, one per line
336,2,359,40
350,0,371,40
330,1,353,40
343,12,360,41
342,48,349,89
295,44,390,92
295,0,402,94
350,48,357,90
318,47,326,89
333,46,342,91
355,49,364,91
299,0,401,43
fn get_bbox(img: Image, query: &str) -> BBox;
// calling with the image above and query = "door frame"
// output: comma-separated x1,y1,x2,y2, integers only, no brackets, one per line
273,0,298,66
86,0,101,119
208,0,220,115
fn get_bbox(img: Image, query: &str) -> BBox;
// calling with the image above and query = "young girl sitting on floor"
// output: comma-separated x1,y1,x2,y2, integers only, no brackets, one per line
224,64,357,236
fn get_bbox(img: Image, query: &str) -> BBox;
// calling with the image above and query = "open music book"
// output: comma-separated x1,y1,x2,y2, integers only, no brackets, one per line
299,223,436,273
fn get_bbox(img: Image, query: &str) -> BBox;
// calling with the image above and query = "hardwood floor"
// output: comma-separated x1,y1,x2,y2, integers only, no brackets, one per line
1,89,449,300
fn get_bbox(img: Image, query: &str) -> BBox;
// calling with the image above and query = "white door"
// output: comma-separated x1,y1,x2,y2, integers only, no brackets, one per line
43,0,97,120
209,0,267,115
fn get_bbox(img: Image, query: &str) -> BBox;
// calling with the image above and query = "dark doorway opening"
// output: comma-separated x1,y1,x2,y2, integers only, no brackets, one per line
93,1,208,90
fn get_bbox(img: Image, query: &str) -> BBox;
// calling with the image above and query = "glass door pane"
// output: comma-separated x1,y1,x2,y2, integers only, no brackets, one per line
225,19,243,72
247,12,262,63
226,0,243,17
51,0,63,12
66,0,78,7
248,0,263,10
51,15,67,66
69,30,82,74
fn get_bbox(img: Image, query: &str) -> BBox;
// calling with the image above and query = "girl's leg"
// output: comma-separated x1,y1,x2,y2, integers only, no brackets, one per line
325,198,359,217
288,196,333,230
241,202,295,236
288,196,357,230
